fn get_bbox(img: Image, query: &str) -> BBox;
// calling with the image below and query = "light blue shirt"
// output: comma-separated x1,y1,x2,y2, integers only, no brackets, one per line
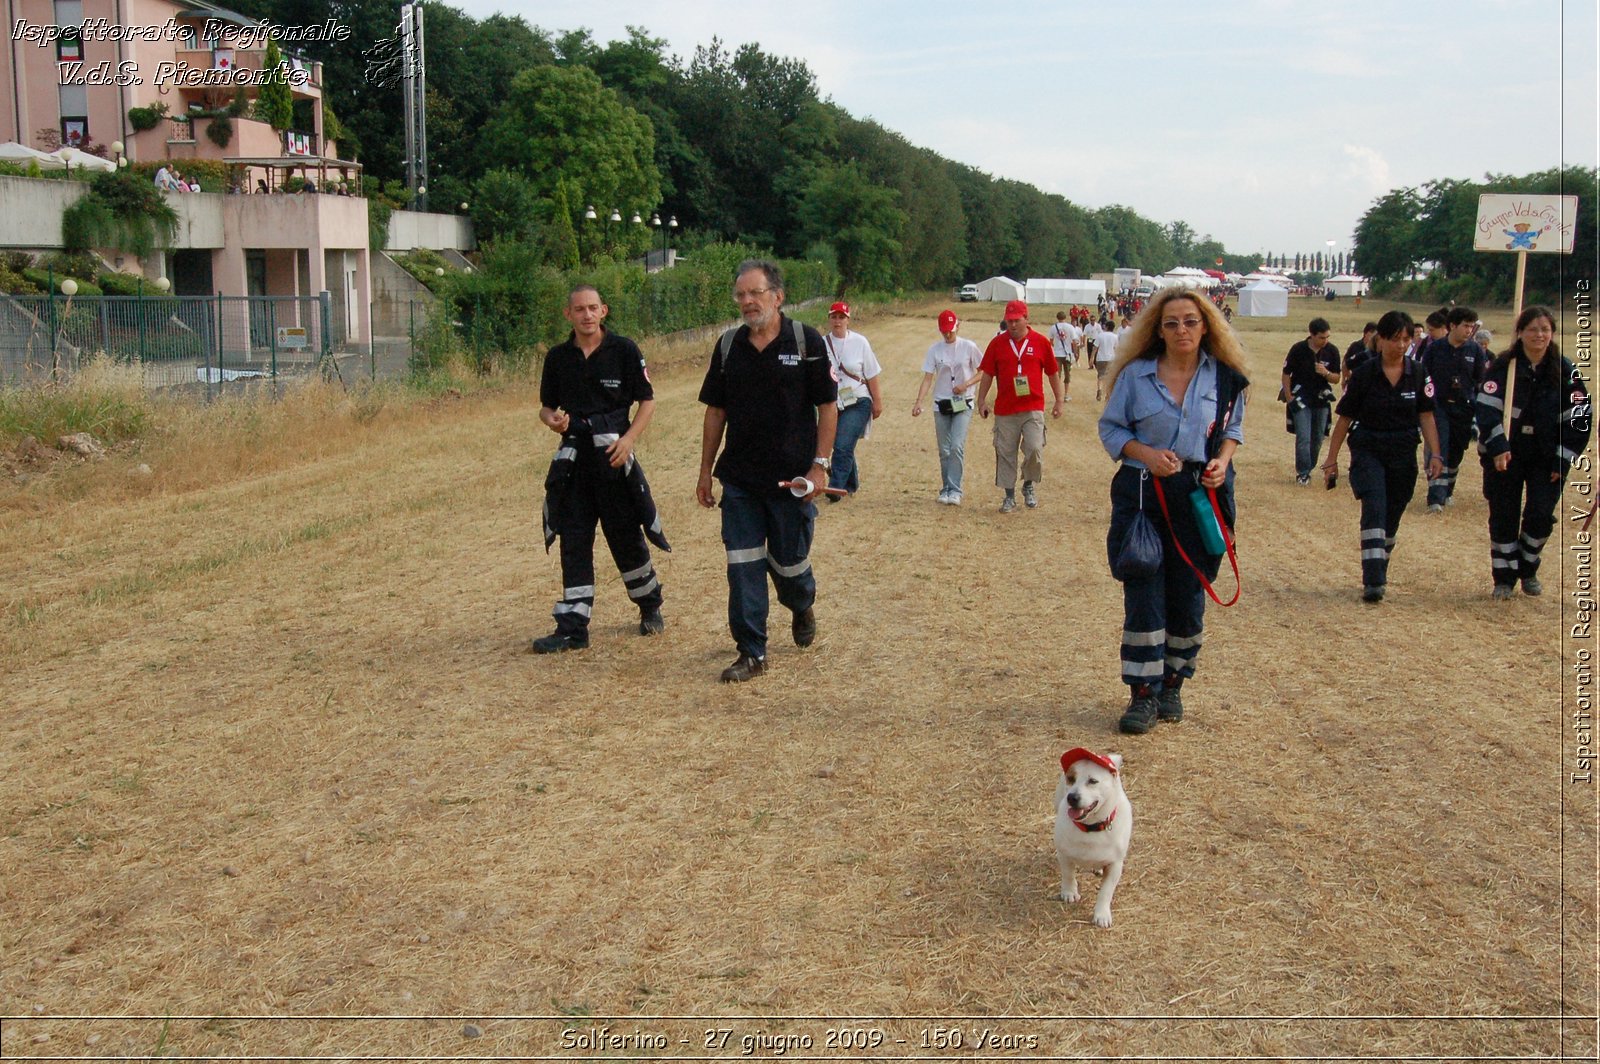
1098,351,1247,468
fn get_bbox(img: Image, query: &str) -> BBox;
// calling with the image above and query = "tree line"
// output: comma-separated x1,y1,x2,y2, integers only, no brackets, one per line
1352,166,1597,307
224,0,1259,295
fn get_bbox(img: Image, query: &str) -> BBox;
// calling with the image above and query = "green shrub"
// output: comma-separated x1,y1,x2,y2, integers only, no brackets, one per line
94,271,153,296
22,268,103,296
61,170,177,258
204,114,233,148
126,102,168,131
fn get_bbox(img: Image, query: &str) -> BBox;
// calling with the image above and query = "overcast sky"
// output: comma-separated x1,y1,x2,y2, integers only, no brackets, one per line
444,0,1597,261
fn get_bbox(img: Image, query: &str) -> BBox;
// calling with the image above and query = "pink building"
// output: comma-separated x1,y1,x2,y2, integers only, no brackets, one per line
0,0,370,341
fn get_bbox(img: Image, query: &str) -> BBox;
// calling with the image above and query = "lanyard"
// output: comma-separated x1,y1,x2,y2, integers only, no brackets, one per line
1009,337,1030,375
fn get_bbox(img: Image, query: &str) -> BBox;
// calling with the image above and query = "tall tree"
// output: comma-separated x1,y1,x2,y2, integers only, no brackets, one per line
480,64,661,220
795,162,907,293
257,37,294,131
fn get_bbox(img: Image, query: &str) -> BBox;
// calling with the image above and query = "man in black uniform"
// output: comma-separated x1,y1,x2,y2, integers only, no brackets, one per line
533,285,666,653
1279,317,1340,484
1422,305,1489,512
697,259,838,683
1343,322,1377,384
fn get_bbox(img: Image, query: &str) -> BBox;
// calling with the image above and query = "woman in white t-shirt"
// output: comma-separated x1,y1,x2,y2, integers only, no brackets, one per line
823,301,884,498
911,309,984,505
1092,321,1120,401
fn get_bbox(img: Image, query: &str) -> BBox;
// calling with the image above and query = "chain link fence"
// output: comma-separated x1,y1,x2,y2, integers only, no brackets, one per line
0,292,340,391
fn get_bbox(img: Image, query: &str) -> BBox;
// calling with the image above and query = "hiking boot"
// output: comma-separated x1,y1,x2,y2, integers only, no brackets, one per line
1491,585,1515,601
639,607,664,636
1361,585,1385,603
1023,481,1038,508
1000,495,1017,514
719,653,767,683
1521,577,1542,596
792,606,817,647
531,631,588,654
1157,684,1184,723
1427,503,1444,514
1296,473,1310,486
1118,687,1159,735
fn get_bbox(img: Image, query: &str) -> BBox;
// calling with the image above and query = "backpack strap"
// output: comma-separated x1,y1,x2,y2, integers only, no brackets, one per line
719,318,809,372
1206,362,1250,459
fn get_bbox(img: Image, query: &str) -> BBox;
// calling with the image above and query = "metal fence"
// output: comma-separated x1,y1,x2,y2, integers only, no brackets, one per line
0,292,339,391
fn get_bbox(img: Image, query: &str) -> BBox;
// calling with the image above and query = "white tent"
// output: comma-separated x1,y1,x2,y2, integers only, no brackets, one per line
1156,267,1217,289
975,275,1024,302
1024,277,1105,305
1324,274,1370,297
1239,272,1292,286
1237,278,1289,317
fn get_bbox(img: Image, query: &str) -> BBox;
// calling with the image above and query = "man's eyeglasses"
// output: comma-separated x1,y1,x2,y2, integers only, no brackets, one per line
733,287,771,302
1160,317,1203,332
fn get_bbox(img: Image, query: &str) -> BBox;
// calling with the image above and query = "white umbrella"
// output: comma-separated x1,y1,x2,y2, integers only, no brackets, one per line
48,147,117,172
0,141,64,168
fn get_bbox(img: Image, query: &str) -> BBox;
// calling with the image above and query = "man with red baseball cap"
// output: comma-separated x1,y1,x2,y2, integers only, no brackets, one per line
975,300,1063,512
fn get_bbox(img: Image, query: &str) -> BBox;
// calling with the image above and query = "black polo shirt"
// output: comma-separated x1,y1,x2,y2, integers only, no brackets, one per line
1282,338,1339,406
540,330,652,418
1337,357,1435,450
698,315,837,492
1422,339,1487,410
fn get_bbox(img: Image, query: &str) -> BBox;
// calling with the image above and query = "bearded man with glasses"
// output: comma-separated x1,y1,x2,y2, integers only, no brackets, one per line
697,259,839,683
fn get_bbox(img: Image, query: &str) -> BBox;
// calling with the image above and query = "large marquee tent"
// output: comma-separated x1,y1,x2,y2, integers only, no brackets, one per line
1237,278,1289,317
974,276,1025,302
1024,278,1106,304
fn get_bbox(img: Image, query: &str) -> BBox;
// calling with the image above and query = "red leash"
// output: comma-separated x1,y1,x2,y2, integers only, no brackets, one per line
1150,476,1241,607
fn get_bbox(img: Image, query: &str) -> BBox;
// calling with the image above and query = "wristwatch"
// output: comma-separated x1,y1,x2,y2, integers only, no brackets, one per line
813,456,832,472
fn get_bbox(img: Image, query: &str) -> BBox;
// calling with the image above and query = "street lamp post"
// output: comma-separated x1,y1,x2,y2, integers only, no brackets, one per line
583,205,597,262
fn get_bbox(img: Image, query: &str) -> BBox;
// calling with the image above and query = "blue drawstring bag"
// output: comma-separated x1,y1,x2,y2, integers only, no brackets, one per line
1113,474,1163,581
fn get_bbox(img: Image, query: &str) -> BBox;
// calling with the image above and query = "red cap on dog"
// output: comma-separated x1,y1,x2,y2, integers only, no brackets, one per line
1060,747,1119,776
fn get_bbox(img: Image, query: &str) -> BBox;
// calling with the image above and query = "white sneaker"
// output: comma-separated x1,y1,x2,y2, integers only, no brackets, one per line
936,491,952,505
949,492,962,506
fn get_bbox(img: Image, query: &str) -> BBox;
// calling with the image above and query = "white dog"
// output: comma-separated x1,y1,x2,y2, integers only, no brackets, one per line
1053,747,1133,928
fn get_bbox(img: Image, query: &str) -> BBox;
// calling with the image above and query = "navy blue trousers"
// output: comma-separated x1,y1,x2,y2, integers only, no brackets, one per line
1483,458,1563,587
1348,445,1416,590
551,451,662,635
720,482,817,659
1426,405,1473,507
1106,464,1226,689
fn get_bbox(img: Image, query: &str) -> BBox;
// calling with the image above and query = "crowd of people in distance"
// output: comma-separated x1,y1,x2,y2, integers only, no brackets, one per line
153,166,357,196
531,267,1591,735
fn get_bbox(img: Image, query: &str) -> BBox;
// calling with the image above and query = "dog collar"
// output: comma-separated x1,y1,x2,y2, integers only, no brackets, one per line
1070,806,1118,833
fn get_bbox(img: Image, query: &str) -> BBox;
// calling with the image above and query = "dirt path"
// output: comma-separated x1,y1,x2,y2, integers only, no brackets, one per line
0,297,1591,1059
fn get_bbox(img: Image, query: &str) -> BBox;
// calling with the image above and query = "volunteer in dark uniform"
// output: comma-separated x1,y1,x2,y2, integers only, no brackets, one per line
697,259,838,683
533,285,665,653
1321,310,1444,603
1423,305,1490,512
1475,305,1592,599
1279,317,1340,484
1343,322,1377,384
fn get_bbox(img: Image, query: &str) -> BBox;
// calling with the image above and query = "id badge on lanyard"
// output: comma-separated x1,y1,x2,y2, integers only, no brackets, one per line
1011,338,1032,397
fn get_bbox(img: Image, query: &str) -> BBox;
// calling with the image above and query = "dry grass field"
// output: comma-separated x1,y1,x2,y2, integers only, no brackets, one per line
1,294,1595,1061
